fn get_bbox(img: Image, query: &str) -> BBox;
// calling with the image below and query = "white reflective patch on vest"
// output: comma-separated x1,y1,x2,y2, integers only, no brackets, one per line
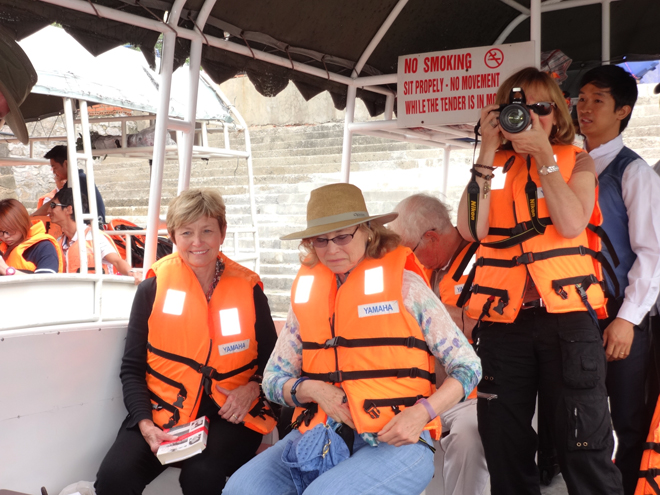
364,267,384,295
463,255,476,276
491,172,506,191
162,289,186,315
454,284,465,295
358,300,400,318
537,187,544,198
219,339,250,356
294,275,314,303
219,308,241,336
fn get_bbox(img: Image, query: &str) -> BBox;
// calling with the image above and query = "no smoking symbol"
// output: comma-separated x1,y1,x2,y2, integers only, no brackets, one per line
485,48,504,69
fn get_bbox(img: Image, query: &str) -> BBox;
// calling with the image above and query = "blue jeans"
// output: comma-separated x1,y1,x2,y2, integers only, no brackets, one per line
223,429,435,495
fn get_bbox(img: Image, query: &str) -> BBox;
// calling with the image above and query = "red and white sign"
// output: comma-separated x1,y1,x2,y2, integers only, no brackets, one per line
397,41,535,127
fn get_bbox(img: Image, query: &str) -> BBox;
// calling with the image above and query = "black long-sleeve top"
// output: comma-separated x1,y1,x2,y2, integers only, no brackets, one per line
120,276,278,428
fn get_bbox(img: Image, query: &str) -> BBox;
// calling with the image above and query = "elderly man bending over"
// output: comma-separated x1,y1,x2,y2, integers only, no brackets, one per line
390,193,488,495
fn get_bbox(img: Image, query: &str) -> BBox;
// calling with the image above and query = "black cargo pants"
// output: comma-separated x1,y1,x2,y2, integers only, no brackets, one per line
474,308,624,495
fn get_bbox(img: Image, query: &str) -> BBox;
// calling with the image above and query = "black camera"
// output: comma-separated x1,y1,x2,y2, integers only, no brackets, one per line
498,87,531,133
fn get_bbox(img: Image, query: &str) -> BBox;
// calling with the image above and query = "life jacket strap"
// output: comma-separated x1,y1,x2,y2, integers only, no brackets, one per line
146,364,188,408
552,274,600,324
644,442,660,454
149,390,180,429
303,367,435,385
456,262,478,308
639,468,660,495
483,218,552,249
471,285,509,315
302,335,430,353
451,242,479,282
587,224,620,267
362,396,425,419
291,403,319,430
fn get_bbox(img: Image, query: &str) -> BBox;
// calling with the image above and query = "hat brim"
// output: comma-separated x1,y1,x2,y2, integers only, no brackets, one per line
280,212,399,240
0,78,29,145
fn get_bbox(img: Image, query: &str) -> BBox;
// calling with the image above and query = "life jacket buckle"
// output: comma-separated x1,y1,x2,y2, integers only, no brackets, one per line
328,371,344,383
578,245,586,256
516,252,534,265
476,257,485,267
364,402,381,419
404,336,416,348
391,405,401,414
493,298,506,315
324,337,340,349
173,394,185,409
400,367,421,379
575,283,588,302
199,365,215,378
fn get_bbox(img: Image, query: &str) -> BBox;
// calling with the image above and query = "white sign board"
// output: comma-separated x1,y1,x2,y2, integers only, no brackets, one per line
397,41,535,127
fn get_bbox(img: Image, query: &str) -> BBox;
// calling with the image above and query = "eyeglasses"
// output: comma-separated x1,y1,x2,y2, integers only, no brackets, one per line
527,102,555,116
312,226,360,248
49,202,68,209
412,229,435,253
0,229,12,237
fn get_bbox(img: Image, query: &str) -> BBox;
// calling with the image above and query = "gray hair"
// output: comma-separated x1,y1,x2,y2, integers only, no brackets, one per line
390,194,453,247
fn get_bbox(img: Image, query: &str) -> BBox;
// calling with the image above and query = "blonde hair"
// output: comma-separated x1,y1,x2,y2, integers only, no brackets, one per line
496,67,575,146
299,222,400,267
166,189,226,242
0,199,31,242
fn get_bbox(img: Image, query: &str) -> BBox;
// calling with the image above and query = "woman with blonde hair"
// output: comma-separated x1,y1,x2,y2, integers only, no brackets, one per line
457,67,623,494
224,183,481,495
0,198,62,275
95,189,278,495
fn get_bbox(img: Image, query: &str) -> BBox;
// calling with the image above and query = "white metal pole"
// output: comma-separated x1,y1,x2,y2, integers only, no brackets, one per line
340,86,357,183
62,97,88,274
530,0,542,68
143,0,187,273
384,94,395,120
442,147,451,198
602,0,611,64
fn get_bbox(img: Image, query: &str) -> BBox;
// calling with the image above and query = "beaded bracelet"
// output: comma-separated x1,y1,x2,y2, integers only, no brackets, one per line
474,163,496,171
415,398,438,421
470,167,495,181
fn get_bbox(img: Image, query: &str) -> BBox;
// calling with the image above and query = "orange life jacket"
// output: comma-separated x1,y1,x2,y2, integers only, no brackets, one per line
437,242,479,400
37,188,57,209
291,246,441,439
636,395,660,494
61,226,120,274
145,252,276,434
31,215,63,240
2,222,63,273
462,145,609,323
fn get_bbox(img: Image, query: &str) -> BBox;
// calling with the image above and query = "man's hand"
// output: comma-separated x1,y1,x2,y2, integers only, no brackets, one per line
138,419,177,454
602,317,635,361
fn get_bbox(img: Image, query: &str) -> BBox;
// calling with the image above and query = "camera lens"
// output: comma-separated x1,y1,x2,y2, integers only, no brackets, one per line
499,104,531,133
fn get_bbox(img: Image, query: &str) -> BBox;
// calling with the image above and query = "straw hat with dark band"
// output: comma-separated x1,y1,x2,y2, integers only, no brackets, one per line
281,183,398,240
0,27,37,145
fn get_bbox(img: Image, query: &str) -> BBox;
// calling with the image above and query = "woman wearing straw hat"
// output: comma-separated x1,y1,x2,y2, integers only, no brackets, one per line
224,183,481,495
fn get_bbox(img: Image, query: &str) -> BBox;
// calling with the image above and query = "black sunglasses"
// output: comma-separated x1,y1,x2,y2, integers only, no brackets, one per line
527,101,555,116
49,202,68,209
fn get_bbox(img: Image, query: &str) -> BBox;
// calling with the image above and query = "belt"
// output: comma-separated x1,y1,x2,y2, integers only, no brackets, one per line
522,298,545,310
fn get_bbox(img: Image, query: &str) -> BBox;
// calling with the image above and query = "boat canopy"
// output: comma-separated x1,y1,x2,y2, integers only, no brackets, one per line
17,25,233,124
0,0,658,118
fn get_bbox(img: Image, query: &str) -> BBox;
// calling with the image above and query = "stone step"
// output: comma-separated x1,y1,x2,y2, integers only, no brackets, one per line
263,289,291,316
261,274,295,291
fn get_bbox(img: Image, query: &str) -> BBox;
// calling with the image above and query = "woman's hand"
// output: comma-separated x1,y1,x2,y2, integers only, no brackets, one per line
377,404,431,447
0,256,9,275
476,104,502,164
501,111,554,163
138,418,178,454
299,380,355,429
216,382,261,424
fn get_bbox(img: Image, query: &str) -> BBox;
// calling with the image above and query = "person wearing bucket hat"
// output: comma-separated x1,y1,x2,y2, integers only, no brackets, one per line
0,26,37,145
224,183,481,495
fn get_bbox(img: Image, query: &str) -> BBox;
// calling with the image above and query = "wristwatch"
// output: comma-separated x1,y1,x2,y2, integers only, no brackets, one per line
538,164,560,176
4,267,16,276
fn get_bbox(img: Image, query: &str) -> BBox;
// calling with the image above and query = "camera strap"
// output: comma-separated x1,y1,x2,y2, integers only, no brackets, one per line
525,156,548,235
467,173,481,242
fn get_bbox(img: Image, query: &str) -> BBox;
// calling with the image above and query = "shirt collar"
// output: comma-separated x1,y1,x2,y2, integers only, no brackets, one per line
587,135,624,175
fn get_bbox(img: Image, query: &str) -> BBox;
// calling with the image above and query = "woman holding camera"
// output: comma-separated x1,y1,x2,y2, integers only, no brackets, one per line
457,67,623,495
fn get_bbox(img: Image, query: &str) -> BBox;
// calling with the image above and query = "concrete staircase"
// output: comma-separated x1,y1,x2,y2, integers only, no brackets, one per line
93,123,471,316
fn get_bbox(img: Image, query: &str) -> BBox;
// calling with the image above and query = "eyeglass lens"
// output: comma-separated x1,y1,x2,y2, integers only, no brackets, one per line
312,227,359,248
528,102,554,116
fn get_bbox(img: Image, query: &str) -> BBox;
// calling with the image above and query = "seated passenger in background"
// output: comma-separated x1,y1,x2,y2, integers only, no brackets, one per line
48,188,139,284
390,193,488,495
32,145,107,225
0,198,62,275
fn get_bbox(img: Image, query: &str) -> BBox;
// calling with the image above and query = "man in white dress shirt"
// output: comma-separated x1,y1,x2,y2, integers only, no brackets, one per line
577,65,660,495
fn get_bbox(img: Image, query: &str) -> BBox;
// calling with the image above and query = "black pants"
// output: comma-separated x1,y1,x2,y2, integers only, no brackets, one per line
600,300,652,495
475,308,623,495
95,396,263,495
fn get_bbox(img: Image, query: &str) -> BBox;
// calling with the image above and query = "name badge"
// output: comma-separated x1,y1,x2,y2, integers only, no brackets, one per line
364,267,384,295
294,276,314,304
219,308,241,336
358,300,399,318
162,289,186,315
454,284,465,295
219,339,250,356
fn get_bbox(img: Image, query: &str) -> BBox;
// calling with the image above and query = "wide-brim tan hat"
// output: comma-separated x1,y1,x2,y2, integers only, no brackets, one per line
0,27,37,145
281,183,399,240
